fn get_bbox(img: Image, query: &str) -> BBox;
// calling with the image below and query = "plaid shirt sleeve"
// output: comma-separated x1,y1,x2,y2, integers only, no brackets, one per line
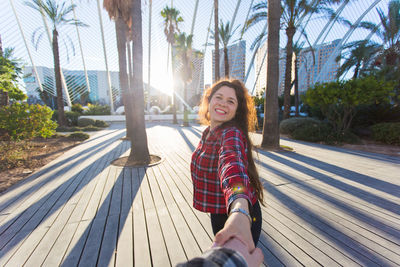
218,127,253,212
176,247,248,267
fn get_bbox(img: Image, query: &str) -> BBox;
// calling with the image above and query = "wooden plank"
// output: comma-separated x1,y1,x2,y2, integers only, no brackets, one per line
262,184,383,266
262,204,359,266
77,165,118,266
283,183,400,264
147,167,187,265
59,140,127,266
139,167,171,266
132,168,151,267
262,207,340,266
114,167,133,267
97,167,124,267
158,162,212,253
27,142,122,266
152,164,202,260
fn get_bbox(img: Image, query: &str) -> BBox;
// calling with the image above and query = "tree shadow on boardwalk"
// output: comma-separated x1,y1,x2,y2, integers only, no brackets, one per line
0,130,126,214
260,180,392,266
61,167,145,266
0,132,128,263
281,137,400,164
255,150,400,266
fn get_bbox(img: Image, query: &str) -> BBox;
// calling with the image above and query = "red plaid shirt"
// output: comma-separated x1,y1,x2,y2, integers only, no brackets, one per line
191,125,257,214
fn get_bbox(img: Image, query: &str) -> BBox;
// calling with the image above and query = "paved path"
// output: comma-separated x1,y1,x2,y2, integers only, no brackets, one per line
0,123,399,266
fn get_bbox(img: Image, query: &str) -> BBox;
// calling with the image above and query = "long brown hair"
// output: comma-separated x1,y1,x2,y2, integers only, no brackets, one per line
198,79,264,205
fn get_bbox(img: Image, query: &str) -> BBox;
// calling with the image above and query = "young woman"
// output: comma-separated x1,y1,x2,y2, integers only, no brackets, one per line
191,79,264,253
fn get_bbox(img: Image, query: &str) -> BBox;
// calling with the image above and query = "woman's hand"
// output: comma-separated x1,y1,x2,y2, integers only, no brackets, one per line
213,198,255,252
223,237,264,267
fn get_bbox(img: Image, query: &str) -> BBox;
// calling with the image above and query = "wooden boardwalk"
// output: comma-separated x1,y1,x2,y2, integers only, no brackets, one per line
0,123,399,267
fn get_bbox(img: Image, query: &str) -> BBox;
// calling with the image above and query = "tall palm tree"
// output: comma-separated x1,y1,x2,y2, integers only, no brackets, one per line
130,0,150,164
25,0,86,126
214,0,220,82
335,40,381,79
211,21,239,78
292,40,305,116
375,0,400,67
175,32,194,127
161,6,183,124
247,0,343,119
261,0,280,150
103,0,134,139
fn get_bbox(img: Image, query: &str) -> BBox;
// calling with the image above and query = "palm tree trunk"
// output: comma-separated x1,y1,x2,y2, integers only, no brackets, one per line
224,47,229,78
283,26,295,119
129,0,150,164
353,62,360,79
183,55,189,127
171,46,178,124
115,17,133,139
214,0,220,82
261,0,280,150
52,29,66,126
294,56,299,116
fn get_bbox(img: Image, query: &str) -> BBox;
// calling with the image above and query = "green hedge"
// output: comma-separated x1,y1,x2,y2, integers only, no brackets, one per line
94,120,109,128
280,117,359,144
78,118,95,127
67,131,90,140
84,104,110,115
0,103,57,140
371,122,400,145
280,117,322,135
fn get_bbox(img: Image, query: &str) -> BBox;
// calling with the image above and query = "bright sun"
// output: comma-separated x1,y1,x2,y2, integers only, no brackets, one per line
150,65,174,96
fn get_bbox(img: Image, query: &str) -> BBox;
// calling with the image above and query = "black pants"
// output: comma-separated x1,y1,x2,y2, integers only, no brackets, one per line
210,201,262,246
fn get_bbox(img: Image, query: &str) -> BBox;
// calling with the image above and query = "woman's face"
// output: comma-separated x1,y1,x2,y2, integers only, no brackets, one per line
208,85,238,129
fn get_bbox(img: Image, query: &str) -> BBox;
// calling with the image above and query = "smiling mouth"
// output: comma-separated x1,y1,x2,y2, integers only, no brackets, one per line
215,108,227,115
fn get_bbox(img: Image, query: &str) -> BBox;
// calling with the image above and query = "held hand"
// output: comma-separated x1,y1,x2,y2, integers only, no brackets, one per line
223,237,264,267
213,211,255,252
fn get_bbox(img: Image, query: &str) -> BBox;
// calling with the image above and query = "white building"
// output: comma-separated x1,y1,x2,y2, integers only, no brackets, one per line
254,39,341,97
212,40,246,83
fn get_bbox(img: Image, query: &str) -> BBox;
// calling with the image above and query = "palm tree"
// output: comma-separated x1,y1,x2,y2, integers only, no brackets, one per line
247,0,343,119
161,6,183,124
214,0,220,82
375,0,400,67
261,0,280,150
335,40,381,79
211,21,239,78
103,0,134,139
292,41,305,116
175,33,193,127
25,0,86,126
129,0,150,164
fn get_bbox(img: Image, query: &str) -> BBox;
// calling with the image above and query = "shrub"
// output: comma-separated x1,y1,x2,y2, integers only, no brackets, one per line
303,77,394,134
65,111,80,126
84,103,111,115
94,120,109,128
67,131,90,140
78,118,95,127
280,117,321,135
371,122,400,145
0,103,57,140
81,125,101,131
291,122,332,143
56,126,81,132
71,103,84,114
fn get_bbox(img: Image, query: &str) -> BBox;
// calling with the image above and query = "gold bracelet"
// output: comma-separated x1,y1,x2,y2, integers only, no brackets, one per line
229,208,252,224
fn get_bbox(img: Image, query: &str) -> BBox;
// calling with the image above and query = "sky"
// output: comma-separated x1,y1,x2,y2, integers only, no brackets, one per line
0,0,390,96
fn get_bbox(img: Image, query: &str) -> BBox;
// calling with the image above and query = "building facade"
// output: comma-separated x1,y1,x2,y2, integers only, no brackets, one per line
254,39,341,97
23,66,121,106
212,40,246,83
